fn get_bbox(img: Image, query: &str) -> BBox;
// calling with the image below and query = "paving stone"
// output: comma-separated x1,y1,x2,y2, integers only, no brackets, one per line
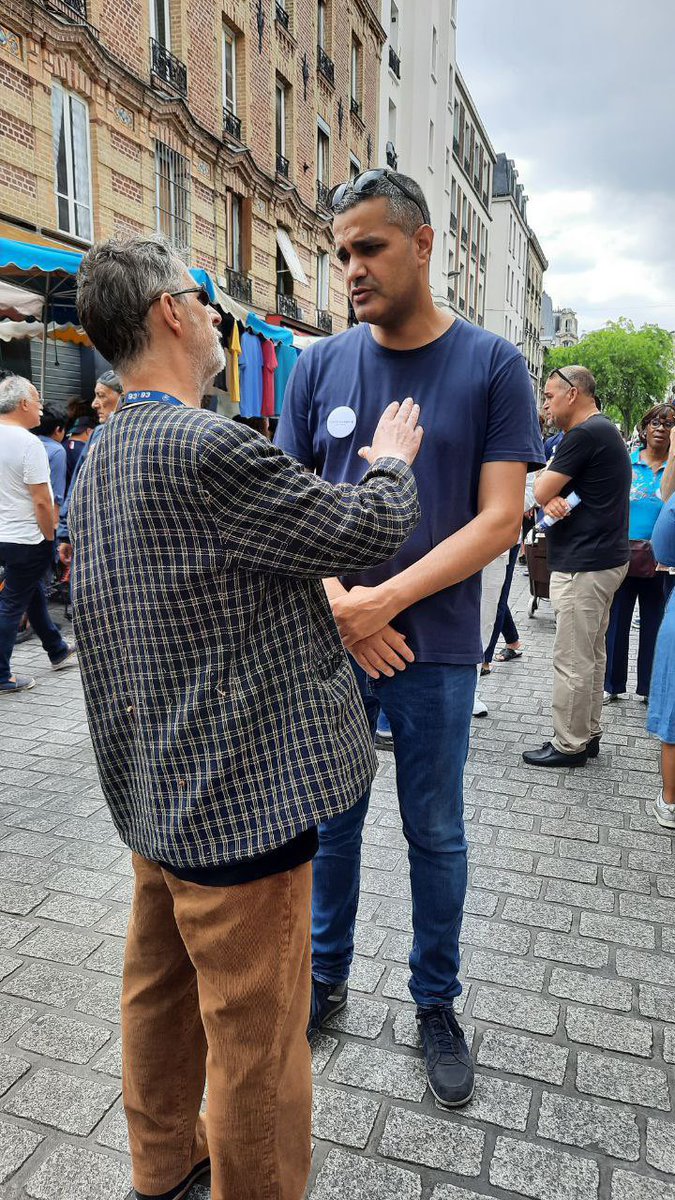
502,896,573,932
476,1028,568,1084
312,1085,380,1149
95,1105,129,1153
3,962,90,1007
537,1091,640,1160
657,876,675,898
33,892,110,927
23,1142,131,1200
459,1073,531,1131
373,899,413,932
0,913,38,948
310,1147,422,1200
4,1066,120,1133
665,1028,675,1063
579,910,656,948
0,830,63,858
348,955,385,993
20,926,104,965
497,829,556,855
76,977,121,1023
95,908,130,938
0,879,48,916
540,818,600,842
545,878,615,912
616,947,675,987
619,892,675,924
353,922,387,957
382,931,412,963
379,1106,484,1175
468,845,534,874
478,809,534,830
325,997,389,1039
0,998,35,1042
610,1170,675,1199
609,828,673,855
48,867,120,899
16,1013,111,1064
489,1134,599,1200
536,855,599,884
466,949,545,992
628,851,675,875
0,1052,31,1098
106,876,135,904
647,1117,675,1174
329,1044,427,1101
51,842,123,871
462,888,499,916
0,1117,43,1184
84,937,126,976
548,967,632,1011
565,1004,653,1057
638,983,675,1021
472,986,560,1035
311,1035,339,1076
534,931,609,968
460,916,531,955
559,840,622,866
470,866,542,898
576,1049,670,1110
91,1038,122,1078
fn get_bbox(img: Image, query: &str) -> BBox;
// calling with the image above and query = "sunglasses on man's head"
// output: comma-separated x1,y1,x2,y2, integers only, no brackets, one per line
328,169,429,226
551,368,576,389
145,285,211,314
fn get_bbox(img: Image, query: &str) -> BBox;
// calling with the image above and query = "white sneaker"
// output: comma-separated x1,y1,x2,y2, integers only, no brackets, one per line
472,696,488,718
602,692,621,704
654,791,675,830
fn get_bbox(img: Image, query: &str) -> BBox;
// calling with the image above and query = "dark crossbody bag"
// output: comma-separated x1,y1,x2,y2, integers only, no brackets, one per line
628,539,657,579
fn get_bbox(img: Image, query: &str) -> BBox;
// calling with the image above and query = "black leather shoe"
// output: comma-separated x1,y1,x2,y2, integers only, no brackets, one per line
417,1005,475,1108
307,977,348,1041
522,741,588,768
134,1159,210,1200
586,736,600,758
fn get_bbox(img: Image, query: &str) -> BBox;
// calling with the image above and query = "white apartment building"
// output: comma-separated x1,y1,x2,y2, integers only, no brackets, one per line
524,230,549,394
484,153,530,349
377,0,493,322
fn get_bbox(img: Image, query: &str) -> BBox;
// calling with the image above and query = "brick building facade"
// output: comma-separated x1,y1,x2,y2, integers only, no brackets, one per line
0,0,385,336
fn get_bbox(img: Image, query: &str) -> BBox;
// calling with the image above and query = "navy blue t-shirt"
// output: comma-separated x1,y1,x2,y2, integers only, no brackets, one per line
275,319,545,664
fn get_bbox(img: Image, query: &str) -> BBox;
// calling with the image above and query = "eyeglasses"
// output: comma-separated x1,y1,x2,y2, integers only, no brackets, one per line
328,169,429,226
648,415,675,429
552,368,576,390
145,286,212,313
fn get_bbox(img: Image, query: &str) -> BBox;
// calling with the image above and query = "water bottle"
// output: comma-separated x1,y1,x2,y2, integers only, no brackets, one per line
536,491,581,531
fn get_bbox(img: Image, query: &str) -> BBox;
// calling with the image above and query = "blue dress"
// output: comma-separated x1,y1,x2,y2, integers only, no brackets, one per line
647,494,675,743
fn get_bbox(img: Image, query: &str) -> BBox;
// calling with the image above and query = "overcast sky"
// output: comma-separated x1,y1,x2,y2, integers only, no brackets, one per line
457,0,675,336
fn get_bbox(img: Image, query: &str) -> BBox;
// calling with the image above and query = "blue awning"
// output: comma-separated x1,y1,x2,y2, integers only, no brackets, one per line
0,236,83,278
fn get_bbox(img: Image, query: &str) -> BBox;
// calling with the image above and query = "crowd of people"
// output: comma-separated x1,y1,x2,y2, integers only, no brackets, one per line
0,166,673,1200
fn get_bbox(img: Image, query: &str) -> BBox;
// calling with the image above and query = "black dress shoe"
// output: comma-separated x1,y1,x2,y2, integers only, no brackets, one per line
522,742,588,768
134,1159,210,1200
586,736,600,758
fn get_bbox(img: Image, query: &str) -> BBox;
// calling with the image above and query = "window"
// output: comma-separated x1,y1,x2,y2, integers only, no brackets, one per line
451,179,457,219
451,0,457,25
150,0,170,47
431,26,437,79
275,78,286,157
442,232,447,268
428,120,435,170
388,99,397,145
390,0,399,49
318,0,327,49
277,245,293,298
222,28,237,115
350,36,361,107
317,250,330,311
227,192,242,271
447,65,453,108
317,119,330,185
52,84,92,241
154,141,190,254
349,153,361,180
447,246,454,276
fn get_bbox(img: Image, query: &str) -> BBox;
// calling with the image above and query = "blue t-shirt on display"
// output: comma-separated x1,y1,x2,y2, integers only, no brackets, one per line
239,331,264,418
275,319,545,665
628,449,665,540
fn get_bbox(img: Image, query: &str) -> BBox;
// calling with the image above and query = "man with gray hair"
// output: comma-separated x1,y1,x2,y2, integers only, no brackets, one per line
523,366,631,767
0,375,77,692
70,234,422,1200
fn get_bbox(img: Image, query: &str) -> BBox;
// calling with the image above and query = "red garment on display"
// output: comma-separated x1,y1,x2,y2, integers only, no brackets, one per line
261,338,278,418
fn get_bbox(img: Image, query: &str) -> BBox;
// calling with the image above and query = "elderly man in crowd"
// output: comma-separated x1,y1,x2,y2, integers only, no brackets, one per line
70,234,422,1200
0,375,77,693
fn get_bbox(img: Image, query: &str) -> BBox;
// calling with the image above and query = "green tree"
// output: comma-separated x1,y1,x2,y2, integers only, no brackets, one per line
545,319,674,435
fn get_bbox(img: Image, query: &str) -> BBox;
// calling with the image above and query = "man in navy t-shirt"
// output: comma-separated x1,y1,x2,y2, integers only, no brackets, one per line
276,169,544,1108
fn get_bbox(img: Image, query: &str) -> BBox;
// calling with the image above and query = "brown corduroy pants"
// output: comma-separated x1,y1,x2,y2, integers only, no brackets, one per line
121,853,313,1200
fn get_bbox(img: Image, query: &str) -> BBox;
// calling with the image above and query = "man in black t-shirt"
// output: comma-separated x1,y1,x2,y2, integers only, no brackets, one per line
523,366,631,767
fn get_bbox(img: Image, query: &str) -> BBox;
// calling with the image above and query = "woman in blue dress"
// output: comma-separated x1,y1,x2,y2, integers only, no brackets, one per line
647,490,675,829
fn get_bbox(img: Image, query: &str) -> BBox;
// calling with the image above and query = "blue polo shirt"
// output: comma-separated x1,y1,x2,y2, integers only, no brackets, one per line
275,319,544,664
38,436,67,506
629,449,666,540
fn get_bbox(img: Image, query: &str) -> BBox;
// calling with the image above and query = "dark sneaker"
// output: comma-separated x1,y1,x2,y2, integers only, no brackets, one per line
374,730,394,750
417,1005,475,1108
51,644,77,671
308,978,348,1041
586,735,600,758
133,1158,210,1200
0,675,35,694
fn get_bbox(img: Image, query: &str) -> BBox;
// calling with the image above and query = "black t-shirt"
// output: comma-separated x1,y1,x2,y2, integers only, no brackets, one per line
545,414,631,572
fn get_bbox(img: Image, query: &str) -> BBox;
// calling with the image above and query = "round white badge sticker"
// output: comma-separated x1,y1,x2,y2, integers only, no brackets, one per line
326,406,357,439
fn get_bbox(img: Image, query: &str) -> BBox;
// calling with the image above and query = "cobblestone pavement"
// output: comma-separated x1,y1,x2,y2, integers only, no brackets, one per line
0,575,673,1200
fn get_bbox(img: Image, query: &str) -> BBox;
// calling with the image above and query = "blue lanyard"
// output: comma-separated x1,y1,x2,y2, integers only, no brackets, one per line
123,390,185,409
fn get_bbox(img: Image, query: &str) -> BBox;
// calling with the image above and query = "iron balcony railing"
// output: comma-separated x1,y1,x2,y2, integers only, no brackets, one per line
469,305,475,320
225,269,252,306
388,45,401,78
460,226,468,247
317,45,335,86
317,310,333,334
471,240,477,258
453,135,460,155
150,38,187,98
44,0,99,32
317,180,331,209
480,253,486,270
278,293,300,320
223,108,242,141
275,2,289,30
458,296,465,311
276,153,290,178
450,212,457,232
386,143,398,169
350,96,361,119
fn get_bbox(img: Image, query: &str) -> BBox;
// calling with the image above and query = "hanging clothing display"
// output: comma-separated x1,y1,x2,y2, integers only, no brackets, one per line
261,339,278,418
239,330,263,418
228,321,242,406
274,343,300,417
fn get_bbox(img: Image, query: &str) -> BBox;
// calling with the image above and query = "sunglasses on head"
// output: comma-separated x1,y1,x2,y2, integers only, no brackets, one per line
145,285,211,314
328,169,429,225
552,368,576,389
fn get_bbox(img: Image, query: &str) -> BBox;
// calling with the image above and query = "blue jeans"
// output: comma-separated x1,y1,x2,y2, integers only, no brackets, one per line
484,543,520,663
312,661,475,1007
605,572,667,697
0,541,67,684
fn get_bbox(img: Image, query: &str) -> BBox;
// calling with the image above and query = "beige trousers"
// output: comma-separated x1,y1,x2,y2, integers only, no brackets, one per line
550,564,629,754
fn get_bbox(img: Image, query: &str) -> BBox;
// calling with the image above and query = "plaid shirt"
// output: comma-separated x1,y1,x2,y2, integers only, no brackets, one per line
69,403,419,869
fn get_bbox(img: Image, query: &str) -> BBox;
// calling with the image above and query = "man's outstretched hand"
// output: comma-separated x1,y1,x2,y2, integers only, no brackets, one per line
358,397,423,467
